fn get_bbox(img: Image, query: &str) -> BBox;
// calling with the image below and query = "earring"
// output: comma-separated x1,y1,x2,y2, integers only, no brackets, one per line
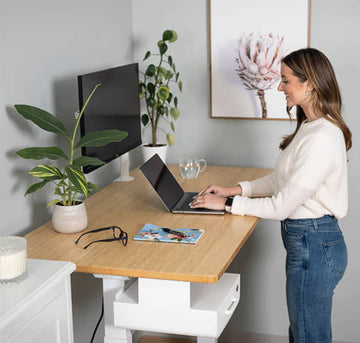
305,91,311,96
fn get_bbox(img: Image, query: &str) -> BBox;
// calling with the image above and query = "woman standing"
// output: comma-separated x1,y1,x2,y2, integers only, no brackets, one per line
190,48,352,342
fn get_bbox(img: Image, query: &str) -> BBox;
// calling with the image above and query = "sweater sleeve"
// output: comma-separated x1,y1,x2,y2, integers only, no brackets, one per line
238,172,277,198
231,131,337,220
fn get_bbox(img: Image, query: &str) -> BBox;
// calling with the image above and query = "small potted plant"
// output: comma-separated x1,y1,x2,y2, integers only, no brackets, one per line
15,84,128,233
139,29,182,162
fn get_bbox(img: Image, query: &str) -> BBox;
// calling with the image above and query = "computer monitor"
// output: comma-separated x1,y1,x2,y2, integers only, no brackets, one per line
78,63,141,181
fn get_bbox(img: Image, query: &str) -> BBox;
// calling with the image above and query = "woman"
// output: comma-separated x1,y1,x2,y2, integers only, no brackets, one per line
190,48,352,343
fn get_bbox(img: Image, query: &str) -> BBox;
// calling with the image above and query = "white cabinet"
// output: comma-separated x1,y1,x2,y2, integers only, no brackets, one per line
0,259,76,343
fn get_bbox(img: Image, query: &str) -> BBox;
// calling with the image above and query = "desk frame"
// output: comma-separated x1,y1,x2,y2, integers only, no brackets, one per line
93,274,133,343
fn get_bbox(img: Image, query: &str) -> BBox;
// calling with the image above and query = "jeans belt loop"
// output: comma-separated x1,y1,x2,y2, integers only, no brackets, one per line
313,218,318,230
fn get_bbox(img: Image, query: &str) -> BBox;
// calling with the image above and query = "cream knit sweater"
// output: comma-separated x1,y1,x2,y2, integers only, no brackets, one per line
232,118,348,220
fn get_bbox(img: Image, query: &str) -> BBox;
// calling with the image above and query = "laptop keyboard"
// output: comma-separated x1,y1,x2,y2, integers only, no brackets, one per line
175,192,210,212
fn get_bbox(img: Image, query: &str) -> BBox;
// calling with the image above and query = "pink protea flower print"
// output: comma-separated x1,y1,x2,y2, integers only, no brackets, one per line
235,32,284,118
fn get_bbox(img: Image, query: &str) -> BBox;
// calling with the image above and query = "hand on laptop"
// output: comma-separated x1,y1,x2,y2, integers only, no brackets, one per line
196,184,242,197
190,184,243,210
190,193,227,210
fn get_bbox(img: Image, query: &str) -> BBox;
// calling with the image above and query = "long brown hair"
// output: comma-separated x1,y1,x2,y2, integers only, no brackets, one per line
279,48,352,151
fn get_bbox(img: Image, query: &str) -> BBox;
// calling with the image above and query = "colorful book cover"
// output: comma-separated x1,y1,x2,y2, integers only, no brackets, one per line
133,223,204,244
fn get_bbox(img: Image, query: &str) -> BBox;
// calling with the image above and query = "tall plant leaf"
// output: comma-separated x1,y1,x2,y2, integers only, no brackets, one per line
143,51,151,61
170,108,180,120
65,165,88,197
145,64,156,77
47,199,62,208
147,82,156,95
75,130,128,148
162,30,173,41
88,182,100,191
159,43,168,55
14,105,71,139
141,114,149,126
169,30,178,42
28,165,62,180
146,98,155,108
17,147,68,160
25,180,49,196
166,133,175,146
168,55,173,67
72,156,105,168
158,87,169,101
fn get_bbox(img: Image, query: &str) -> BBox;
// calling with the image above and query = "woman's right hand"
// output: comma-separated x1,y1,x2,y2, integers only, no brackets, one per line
197,184,242,198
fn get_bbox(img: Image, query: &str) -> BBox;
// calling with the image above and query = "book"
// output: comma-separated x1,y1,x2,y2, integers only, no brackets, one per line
133,223,204,244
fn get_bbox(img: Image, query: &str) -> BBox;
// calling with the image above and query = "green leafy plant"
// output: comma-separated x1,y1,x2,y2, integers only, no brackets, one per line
139,29,182,147
15,84,128,207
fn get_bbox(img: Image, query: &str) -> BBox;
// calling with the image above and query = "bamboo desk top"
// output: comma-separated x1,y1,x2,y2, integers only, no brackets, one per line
25,165,271,284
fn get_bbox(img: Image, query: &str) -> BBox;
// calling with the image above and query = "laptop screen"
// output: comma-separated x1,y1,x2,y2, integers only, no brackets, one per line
140,154,184,210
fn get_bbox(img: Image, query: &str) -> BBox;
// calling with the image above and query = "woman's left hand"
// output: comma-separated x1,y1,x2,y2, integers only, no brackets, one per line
190,194,226,211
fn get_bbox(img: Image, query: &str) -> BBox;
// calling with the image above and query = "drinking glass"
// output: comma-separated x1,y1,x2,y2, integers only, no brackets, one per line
179,158,207,178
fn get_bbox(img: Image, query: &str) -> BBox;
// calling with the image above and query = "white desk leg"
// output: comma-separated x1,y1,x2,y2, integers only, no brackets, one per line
94,274,134,343
197,338,218,343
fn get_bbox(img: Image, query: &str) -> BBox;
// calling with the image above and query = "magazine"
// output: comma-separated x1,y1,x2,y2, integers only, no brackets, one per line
134,223,204,244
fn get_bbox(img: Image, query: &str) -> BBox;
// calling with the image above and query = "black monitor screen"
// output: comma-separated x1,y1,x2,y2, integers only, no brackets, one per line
78,63,141,173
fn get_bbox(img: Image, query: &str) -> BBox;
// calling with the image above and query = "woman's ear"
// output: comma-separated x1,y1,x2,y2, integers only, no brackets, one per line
306,81,314,92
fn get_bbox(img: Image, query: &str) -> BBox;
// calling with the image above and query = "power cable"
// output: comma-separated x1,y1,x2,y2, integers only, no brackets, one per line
90,295,104,343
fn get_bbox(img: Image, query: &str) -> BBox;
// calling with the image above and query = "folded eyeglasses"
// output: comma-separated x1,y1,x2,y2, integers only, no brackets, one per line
75,226,128,249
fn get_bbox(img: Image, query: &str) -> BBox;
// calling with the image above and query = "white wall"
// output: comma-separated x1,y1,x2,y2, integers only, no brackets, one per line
1,0,359,342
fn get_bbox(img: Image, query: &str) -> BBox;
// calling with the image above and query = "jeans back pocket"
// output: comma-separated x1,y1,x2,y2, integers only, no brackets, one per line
323,236,348,276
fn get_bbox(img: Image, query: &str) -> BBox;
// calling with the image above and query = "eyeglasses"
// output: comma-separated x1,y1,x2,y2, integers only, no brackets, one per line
75,226,128,249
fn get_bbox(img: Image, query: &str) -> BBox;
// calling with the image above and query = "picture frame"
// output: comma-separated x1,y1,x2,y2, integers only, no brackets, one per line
209,0,311,120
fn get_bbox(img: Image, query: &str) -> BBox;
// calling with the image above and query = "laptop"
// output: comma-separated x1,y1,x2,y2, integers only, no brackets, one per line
140,153,225,215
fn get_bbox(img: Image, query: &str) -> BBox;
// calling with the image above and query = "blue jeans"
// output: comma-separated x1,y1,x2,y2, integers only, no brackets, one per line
281,215,347,343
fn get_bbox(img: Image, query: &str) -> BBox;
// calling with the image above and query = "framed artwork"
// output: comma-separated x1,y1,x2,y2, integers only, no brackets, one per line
209,0,310,120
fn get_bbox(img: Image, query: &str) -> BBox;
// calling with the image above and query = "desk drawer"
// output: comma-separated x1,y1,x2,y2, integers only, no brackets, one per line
114,273,240,338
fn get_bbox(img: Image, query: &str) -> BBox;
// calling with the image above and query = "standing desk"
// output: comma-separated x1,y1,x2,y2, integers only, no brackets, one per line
25,165,271,343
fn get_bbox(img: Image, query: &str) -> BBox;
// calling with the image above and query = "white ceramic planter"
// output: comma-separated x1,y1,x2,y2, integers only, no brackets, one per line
142,143,168,163
52,201,88,234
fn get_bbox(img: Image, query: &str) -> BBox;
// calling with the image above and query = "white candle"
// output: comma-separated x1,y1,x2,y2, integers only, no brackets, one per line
0,237,27,282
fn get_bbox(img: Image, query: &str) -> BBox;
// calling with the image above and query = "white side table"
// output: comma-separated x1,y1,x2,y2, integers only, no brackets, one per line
0,258,76,343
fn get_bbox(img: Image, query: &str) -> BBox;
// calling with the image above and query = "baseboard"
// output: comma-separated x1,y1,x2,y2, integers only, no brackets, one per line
220,332,287,343
135,331,350,343
220,331,349,343
134,332,287,343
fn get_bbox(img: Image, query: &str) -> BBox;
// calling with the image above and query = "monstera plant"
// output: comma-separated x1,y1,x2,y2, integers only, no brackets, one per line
139,29,182,148
15,84,128,233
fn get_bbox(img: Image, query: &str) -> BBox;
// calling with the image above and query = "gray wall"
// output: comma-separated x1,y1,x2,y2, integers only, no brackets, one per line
1,0,135,237
1,0,359,342
0,0,133,341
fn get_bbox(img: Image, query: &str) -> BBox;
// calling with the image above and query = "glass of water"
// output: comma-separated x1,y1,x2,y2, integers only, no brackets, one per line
179,158,207,178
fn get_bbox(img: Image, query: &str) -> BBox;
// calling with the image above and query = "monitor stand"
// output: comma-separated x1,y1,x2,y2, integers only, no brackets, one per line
113,153,134,182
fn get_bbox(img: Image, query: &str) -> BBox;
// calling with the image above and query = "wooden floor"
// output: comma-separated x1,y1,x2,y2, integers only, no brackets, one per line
138,336,196,343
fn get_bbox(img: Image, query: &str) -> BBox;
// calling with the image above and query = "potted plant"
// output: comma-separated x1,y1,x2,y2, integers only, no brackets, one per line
139,29,182,162
15,84,128,234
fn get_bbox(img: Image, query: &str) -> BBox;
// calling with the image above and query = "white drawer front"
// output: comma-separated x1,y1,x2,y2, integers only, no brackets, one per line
114,273,240,338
